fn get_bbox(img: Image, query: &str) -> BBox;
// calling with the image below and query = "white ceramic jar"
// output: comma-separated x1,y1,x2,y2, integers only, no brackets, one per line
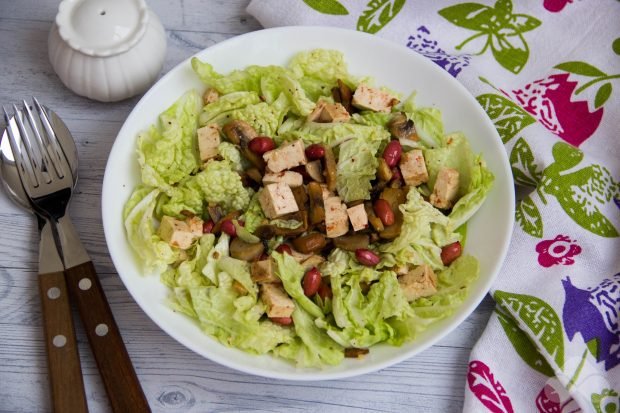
48,0,167,102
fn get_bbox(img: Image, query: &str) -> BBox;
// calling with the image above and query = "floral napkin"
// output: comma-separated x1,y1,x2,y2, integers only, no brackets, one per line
246,0,620,411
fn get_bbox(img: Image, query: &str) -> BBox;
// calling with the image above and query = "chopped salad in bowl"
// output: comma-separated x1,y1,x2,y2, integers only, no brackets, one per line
122,48,494,368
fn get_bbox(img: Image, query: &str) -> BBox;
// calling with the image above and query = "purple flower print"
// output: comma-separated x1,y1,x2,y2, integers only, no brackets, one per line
406,26,471,77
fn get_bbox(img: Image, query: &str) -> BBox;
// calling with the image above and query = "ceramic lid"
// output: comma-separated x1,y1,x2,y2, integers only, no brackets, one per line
56,0,150,57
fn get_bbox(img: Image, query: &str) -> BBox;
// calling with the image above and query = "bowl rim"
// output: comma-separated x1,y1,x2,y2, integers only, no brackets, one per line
102,25,515,381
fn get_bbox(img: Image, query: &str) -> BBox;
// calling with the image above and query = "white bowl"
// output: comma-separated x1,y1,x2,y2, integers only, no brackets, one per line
102,26,515,380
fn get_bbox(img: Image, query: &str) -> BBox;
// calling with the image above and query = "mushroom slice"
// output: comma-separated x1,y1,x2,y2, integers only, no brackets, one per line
222,120,257,145
388,113,418,141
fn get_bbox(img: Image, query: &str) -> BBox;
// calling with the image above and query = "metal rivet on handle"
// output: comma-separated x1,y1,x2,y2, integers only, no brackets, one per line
78,278,92,290
47,287,61,299
52,335,66,347
95,324,109,337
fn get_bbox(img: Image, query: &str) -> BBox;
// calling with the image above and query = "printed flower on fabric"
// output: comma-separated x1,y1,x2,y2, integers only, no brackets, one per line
535,235,582,268
543,0,576,13
406,26,471,77
505,74,603,147
563,273,620,371
535,382,579,413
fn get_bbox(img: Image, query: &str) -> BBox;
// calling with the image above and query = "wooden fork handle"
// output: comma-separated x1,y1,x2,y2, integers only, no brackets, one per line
65,261,151,413
39,271,89,413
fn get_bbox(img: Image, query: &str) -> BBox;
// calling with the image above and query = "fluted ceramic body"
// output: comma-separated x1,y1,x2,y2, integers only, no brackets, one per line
48,0,167,102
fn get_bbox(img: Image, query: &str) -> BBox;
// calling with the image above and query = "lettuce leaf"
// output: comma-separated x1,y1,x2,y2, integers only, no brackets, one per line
137,91,201,188
389,255,479,340
199,91,261,126
227,93,289,136
124,187,179,273
379,189,459,271
192,58,287,96
401,93,444,148
279,122,389,149
272,252,324,319
241,192,266,233
336,137,381,202
193,160,251,212
449,157,495,228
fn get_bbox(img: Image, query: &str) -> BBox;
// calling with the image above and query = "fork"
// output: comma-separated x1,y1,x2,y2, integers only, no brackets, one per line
3,99,151,413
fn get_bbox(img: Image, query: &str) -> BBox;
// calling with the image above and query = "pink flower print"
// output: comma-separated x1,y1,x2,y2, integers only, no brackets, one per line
544,0,574,13
506,74,603,147
536,235,582,268
535,382,579,412
536,384,561,413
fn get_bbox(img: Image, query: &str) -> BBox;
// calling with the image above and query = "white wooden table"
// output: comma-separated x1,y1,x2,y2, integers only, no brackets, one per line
0,1,496,411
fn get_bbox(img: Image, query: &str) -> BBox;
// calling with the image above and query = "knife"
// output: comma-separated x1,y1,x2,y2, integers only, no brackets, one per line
37,214,89,413
53,214,151,413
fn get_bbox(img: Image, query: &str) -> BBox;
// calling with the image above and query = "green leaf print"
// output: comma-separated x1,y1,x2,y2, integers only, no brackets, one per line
476,94,535,144
490,31,529,74
516,196,543,238
438,0,540,74
542,142,619,237
357,0,406,34
554,61,607,77
302,0,349,15
494,290,564,370
595,83,613,108
510,137,542,186
591,388,619,413
496,309,554,376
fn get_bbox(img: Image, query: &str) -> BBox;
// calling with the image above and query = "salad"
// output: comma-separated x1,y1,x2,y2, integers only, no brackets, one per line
123,49,494,367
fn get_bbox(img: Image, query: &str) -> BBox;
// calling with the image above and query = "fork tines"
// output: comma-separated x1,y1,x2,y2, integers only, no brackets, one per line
3,99,67,189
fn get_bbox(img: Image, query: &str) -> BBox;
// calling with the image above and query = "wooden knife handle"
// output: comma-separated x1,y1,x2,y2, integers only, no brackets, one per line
65,261,151,413
39,271,89,413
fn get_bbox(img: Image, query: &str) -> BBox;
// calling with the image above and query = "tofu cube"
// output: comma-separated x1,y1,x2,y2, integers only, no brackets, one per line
251,259,279,283
347,204,368,232
158,215,203,250
430,168,460,209
398,265,437,302
258,183,299,219
320,184,333,200
290,248,313,264
197,124,220,162
263,139,307,173
400,149,428,187
352,84,398,113
262,171,303,188
321,102,351,122
307,100,350,123
324,196,349,238
260,283,295,318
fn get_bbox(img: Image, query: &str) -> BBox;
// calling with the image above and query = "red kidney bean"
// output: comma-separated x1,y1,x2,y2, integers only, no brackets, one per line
248,137,275,155
382,140,402,167
391,167,402,182
355,249,380,266
220,219,236,237
275,244,292,255
270,317,293,326
202,219,215,234
441,241,462,266
303,267,322,297
305,144,326,160
373,199,395,226
318,283,332,300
